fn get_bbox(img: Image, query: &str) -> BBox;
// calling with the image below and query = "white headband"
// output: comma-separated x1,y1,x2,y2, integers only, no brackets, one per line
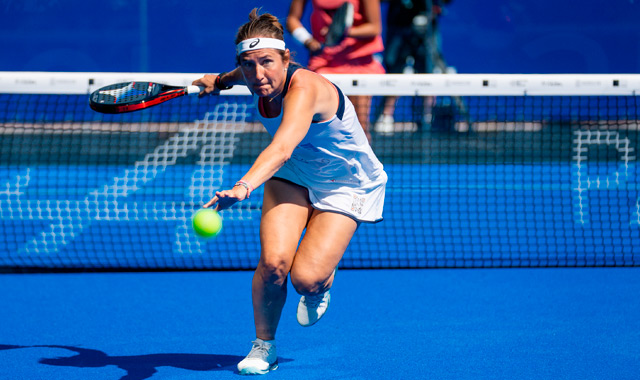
236,37,286,55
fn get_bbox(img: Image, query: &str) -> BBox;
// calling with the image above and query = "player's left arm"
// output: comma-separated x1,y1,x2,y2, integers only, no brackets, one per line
203,82,318,210
239,84,317,186
346,0,382,39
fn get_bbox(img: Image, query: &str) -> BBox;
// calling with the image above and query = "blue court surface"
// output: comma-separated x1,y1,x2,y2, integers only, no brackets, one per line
1,268,639,380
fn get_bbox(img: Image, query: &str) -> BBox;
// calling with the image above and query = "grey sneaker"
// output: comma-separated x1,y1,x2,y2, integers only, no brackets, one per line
237,339,278,375
297,290,331,327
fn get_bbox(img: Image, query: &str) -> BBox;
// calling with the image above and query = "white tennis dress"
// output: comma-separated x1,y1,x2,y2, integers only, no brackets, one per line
253,66,387,223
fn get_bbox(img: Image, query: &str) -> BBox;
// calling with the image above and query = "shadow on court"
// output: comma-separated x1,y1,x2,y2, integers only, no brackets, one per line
1,344,288,379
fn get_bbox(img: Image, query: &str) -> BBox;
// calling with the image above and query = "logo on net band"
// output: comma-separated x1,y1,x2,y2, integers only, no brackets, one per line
249,39,260,48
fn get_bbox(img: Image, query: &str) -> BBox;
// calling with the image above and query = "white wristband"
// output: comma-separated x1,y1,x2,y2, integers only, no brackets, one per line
292,27,313,45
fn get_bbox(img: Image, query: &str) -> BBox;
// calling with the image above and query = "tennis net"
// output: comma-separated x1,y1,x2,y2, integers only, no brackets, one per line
1,72,639,270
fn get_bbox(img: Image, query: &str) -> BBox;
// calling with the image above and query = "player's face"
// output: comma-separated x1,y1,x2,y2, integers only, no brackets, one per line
239,49,289,99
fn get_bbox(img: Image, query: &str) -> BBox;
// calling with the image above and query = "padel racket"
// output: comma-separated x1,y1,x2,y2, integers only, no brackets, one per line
89,82,204,114
324,2,354,47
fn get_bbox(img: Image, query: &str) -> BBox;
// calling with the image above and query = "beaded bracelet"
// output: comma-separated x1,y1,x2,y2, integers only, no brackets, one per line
215,72,234,90
234,180,253,198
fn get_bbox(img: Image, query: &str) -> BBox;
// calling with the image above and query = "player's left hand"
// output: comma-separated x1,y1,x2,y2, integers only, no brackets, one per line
203,187,248,211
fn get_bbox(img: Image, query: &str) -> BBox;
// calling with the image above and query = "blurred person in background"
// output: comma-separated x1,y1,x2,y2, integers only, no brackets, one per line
374,0,451,134
287,0,385,142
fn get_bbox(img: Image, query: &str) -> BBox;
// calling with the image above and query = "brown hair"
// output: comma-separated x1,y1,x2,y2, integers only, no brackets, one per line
236,8,291,63
235,8,284,44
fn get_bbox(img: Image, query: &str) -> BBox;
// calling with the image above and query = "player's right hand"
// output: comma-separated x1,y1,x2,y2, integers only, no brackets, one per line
192,74,220,97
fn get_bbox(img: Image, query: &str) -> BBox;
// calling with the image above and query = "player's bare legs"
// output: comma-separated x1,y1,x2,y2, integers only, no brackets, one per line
290,209,357,294
238,179,311,375
253,179,312,340
239,179,358,374
250,180,359,333
291,208,358,326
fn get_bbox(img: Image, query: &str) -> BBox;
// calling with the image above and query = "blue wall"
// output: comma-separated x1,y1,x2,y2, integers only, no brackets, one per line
1,0,638,74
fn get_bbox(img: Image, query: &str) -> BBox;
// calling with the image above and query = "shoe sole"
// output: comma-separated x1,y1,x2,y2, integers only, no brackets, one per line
238,362,278,375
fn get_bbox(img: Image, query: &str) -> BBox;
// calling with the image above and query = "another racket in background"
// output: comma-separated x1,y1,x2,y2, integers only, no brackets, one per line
324,2,354,47
89,82,203,114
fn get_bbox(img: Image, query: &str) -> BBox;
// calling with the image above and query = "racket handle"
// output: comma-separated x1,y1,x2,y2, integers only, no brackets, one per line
186,85,205,95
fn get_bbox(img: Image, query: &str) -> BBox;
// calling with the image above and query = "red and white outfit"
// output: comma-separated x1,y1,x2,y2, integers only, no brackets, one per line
307,0,386,74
